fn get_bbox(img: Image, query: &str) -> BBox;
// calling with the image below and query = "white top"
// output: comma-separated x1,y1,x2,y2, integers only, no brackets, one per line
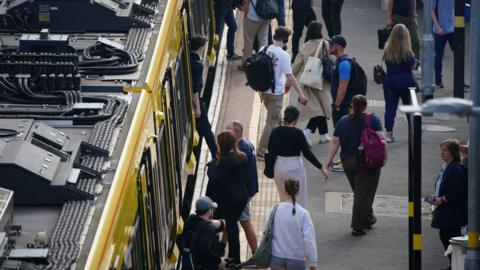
265,45,292,95
265,201,318,267
247,0,263,21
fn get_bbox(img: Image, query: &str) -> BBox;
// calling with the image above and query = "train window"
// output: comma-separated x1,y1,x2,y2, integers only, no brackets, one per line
190,0,210,35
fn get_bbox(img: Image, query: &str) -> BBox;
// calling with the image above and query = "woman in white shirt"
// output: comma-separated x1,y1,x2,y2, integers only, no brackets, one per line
267,179,318,270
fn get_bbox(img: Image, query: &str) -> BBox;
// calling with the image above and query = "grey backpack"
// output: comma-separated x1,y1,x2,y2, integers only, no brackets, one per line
251,204,279,268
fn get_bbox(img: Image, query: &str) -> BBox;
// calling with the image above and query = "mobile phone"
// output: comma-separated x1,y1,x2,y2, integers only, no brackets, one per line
423,195,435,204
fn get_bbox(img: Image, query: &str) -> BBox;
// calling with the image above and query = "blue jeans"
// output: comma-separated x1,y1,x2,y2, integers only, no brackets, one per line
383,74,414,132
215,4,237,56
434,33,455,84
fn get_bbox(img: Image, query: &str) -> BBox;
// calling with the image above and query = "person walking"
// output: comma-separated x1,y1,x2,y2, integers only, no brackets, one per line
386,0,421,59
291,0,317,61
225,120,259,265
430,139,468,270
292,21,332,145
183,196,227,270
268,179,318,270
215,131,250,265
431,0,454,89
256,27,307,160
328,35,353,127
321,0,344,38
382,24,417,143
239,0,269,68
190,35,218,157
268,106,328,207
326,95,387,236
215,0,242,60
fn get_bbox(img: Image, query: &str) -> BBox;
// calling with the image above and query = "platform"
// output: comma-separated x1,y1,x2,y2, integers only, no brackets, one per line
194,0,471,269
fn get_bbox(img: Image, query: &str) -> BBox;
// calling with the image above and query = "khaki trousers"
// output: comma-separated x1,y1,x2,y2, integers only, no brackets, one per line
258,93,283,155
243,16,269,62
342,154,381,230
392,14,421,58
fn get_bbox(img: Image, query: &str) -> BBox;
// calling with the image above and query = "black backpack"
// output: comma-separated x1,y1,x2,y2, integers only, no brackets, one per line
244,46,275,93
344,58,368,96
250,0,279,20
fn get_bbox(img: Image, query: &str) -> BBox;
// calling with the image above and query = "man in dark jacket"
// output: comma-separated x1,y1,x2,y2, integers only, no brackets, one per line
291,0,316,61
180,196,226,270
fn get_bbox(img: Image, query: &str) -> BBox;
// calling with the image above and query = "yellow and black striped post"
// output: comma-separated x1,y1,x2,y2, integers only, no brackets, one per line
407,89,422,270
454,0,466,98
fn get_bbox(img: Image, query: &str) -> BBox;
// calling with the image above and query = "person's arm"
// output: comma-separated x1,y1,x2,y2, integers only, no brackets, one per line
267,128,277,155
334,60,351,108
298,130,328,178
291,51,304,77
386,0,393,25
193,92,201,118
441,165,468,203
326,136,340,169
431,1,444,35
302,212,318,270
286,74,307,104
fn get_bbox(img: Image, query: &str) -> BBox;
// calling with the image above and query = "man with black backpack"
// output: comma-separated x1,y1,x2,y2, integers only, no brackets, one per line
328,35,367,126
255,27,307,160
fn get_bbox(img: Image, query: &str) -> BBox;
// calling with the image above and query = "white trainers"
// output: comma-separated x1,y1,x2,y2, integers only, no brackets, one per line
319,134,331,144
303,129,313,146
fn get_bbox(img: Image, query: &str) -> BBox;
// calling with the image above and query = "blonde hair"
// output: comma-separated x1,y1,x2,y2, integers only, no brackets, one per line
384,24,414,64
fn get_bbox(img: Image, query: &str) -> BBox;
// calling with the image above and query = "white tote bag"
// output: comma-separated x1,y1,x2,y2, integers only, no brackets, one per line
298,41,324,90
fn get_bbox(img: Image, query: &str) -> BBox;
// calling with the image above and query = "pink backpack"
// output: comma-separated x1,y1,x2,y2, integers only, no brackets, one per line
358,113,386,169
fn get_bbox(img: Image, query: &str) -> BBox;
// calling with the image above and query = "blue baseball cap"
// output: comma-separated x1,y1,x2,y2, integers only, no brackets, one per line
196,196,218,211
328,35,347,48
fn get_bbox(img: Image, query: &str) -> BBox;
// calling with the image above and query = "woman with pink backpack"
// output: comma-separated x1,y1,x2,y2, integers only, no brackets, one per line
325,95,388,236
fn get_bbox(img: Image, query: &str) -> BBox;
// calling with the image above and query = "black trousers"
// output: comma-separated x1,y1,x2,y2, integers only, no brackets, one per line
292,8,316,61
321,0,344,37
196,101,218,157
306,116,328,134
439,227,462,261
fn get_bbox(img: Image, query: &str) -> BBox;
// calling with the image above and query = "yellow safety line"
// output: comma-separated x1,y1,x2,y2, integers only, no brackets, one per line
413,234,422,251
408,202,413,217
455,16,465,28
468,232,480,249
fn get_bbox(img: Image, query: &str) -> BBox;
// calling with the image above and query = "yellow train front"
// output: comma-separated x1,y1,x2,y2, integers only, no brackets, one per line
0,0,217,269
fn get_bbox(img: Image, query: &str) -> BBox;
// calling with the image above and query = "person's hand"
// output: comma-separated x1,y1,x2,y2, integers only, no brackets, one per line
386,17,393,26
309,267,317,270
218,259,227,269
434,25,444,35
298,95,307,105
321,167,329,180
460,144,469,154
432,196,446,207
195,107,202,118
326,159,333,170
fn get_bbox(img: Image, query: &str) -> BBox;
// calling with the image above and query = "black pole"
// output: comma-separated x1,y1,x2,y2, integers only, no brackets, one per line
454,0,466,98
408,113,414,270
412,113,422,269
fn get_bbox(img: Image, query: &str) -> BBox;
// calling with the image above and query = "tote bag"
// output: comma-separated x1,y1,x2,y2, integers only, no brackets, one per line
252,204,279,268
298,41,324,90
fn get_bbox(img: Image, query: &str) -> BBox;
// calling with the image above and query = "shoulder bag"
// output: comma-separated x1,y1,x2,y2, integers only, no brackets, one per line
298,41,324,90
252,203,279,268
373,55,386,85
321,41,334,82
263,152,276,178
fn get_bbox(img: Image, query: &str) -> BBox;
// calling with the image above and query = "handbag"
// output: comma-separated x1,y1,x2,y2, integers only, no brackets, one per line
377,25,392,50
252,204,279,268
263,152,276,178
298,42,323,90
321,41,334,82
373,55,386,85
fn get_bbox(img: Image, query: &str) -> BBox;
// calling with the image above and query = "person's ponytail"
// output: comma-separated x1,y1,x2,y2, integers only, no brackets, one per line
284,179,300,215
350,95,367,119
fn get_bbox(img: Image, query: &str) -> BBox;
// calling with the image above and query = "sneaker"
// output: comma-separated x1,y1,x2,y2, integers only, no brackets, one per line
319,134,331,144
303,129,313,146
385,134,397,143
332,163,344,172
240,257,257,268
256,153,264,161
434,81,444,89
227,53,242,61
351,229,366,236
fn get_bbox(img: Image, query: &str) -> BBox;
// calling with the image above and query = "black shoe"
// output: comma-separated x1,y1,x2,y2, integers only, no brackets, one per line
227,53,242,61
240,257,257,268
366,217,377,230
351,229,366,236
434,81,444,89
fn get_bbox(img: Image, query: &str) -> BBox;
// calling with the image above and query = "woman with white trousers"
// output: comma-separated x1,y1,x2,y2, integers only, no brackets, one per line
268,106,328,207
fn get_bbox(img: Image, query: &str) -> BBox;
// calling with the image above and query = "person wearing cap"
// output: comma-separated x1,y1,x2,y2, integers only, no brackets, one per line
328,35,352,126
181,196,227,270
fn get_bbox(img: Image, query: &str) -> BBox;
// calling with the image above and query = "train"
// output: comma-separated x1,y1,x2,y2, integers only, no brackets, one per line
0,0,218,268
